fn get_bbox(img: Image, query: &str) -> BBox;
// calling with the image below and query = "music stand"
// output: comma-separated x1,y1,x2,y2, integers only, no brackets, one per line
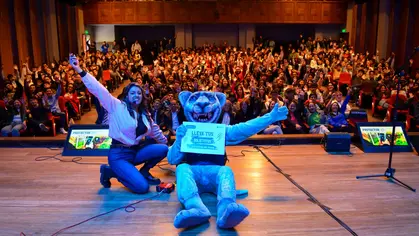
356,59,416,192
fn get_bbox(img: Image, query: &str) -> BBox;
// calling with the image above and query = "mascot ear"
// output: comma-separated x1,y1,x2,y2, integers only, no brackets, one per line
215,92,226,107
178,91,192,108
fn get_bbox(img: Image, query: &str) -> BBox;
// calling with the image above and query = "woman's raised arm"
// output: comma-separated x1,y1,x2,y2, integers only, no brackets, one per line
69,54,120,113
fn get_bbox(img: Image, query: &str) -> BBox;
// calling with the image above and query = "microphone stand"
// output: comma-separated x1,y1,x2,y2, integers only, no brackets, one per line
356,51,417,192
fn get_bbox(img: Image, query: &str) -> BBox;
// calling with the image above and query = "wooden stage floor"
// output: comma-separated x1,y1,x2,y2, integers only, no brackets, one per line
1,145,419,236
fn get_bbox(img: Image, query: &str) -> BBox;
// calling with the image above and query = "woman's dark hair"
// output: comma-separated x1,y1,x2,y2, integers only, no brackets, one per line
288,99,299,107
12,99,26,121
118,82,152,123
328,101,341,115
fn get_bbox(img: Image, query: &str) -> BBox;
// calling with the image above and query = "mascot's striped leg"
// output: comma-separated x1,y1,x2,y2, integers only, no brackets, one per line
215,166,249,228
174,164,211,229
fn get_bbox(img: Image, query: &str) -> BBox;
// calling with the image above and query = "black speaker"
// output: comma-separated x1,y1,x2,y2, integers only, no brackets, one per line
324,132,351,153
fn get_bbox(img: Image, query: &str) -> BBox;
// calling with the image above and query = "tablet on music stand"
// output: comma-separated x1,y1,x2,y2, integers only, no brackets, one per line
357,122,412,153
62,124,112,156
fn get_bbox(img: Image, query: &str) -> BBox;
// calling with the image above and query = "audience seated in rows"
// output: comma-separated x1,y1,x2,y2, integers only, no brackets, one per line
1,33,418,137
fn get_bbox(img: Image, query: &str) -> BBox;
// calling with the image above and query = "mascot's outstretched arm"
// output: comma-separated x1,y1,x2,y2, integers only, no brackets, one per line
168,100,288,165
226,103,288,145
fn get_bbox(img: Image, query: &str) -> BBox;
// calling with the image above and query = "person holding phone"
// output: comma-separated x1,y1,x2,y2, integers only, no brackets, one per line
69,54,168,194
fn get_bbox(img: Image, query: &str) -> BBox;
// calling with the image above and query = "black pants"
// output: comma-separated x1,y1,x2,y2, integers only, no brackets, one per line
52,112,66,129
28,119,51,136
65,102,78,119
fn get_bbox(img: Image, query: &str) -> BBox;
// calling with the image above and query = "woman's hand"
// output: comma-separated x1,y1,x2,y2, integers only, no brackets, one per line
69,54,83,73
151,123,162,136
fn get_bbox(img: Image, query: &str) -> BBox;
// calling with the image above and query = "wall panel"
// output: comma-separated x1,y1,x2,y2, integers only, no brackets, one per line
411,0,419,70
84,1,348,24
308,3,322,22
28,0,43,66
395,0,410,67
14,0,30,66
1,0,81,72
255,24,316,44
366,0,379,54
192,24,239,47
0,0,14,74
357,3,367,52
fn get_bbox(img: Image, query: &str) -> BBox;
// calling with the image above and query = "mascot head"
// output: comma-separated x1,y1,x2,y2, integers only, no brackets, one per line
178,91,226,123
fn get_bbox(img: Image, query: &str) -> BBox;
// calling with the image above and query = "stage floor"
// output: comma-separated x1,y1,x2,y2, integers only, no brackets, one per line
1,145,419,236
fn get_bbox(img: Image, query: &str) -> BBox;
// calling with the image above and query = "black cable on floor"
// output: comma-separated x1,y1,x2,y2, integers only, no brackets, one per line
253,145,358,236
228,149,259,157
35,152,105,165
21,191,164,236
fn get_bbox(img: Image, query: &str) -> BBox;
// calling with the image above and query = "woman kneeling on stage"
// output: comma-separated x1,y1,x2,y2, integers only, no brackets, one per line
69,54,168,194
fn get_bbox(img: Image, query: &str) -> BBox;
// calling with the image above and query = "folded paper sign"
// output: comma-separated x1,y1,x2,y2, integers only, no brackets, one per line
180,122,226,155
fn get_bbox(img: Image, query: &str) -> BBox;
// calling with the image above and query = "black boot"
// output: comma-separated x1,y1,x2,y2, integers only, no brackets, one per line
100,164,112,188
139,167,161,185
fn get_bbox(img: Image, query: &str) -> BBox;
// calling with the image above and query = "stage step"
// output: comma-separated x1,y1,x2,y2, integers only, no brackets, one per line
1,133,418,147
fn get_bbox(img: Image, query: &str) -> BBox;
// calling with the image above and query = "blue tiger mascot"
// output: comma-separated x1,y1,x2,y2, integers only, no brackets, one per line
168,91,288,229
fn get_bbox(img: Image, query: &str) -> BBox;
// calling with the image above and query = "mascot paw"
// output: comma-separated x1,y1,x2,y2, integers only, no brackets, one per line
174,208,211,229
271,103,289,121
216,202,249,229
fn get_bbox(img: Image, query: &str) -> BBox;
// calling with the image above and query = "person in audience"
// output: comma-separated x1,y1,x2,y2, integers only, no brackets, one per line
283,100,306,134
163,99,185,136
150,99,165,131
261,101,283,134
1,33,414,139
234,99,253,123
326,89,351,132
0,101,10,130
376,85,391,110
101,41,109,54
63,83,80,121
27,98,51,135
218,100,236,125
111,40,120,53
408,91,419,130
131,40,142,53
69,53,168,194
333,91,351,116
43,86,67,134
1,100,27,137
73,74,87,110
306,101,329,134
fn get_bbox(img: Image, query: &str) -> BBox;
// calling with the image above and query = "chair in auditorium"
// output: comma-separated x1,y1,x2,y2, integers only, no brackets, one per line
385,90,409,122
406,115,419,131
338,72,352,96
371,97,387,118
47,112,59,136
81,90,92,113
347,109,368,134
